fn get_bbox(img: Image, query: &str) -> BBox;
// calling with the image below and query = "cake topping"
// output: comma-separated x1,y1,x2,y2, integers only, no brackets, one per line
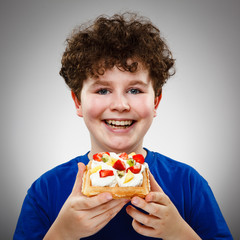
124,170,134,183
99,169,114,178
132,154,145,164
93,152,110,161
89,152,148,187
127,165,141,174
90,165,102,174
112,159,126,171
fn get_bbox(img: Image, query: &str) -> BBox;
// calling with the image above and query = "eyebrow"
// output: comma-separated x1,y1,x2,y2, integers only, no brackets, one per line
91,80,111,86
128,80,149,87
91,79,149,87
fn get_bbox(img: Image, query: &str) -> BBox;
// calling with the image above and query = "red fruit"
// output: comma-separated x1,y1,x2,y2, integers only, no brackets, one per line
132,154,145,164
127,165,141,174
93,152,110,161
119,152,128,160
93,153,102,161
99,170,114,178
113,160,126,171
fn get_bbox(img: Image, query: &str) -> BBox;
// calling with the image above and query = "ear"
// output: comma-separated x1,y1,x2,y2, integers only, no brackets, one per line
71,91,83,117
154,92,162,117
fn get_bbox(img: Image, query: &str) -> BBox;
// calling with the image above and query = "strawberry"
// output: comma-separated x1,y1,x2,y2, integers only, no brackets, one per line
119,152,128,160
99,169,114,178
93,153,102,161
113,160,126,171
132,154,145,164
93,152,110,161
127,165,141,174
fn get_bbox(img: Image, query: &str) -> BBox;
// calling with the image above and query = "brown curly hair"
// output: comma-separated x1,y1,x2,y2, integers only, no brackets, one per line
60,12,175,99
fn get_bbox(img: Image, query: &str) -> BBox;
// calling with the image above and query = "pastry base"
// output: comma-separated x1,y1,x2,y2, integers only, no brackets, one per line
82,161,150,199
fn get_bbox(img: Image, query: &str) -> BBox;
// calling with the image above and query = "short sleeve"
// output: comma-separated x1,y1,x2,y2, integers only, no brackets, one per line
13,180,51,239
188,170,233,239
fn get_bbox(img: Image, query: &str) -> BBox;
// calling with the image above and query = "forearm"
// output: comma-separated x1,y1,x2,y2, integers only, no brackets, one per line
43,221,80,240
176,221,202,240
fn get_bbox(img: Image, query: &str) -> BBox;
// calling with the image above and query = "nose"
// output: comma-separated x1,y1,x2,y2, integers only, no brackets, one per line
110,93,130,112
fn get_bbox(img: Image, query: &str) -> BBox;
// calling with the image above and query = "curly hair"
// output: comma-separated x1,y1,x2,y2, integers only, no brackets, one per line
60,12,175,99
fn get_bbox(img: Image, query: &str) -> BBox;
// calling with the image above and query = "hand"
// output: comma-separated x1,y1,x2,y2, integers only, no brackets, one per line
126,172,201,240
44,162,128,240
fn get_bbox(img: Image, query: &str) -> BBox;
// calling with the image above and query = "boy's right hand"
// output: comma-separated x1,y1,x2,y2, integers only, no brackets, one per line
44,162,128,240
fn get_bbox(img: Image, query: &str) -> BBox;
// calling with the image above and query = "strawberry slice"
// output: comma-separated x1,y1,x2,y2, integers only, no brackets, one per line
127,165,141,174
113,160,126,171
119,152,128,160
93,153,102,161
93,152,110,161
99,169,114,178
132,154,145,164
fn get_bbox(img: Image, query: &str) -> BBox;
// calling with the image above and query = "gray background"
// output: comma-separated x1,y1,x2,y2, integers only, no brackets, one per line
1,0,239,239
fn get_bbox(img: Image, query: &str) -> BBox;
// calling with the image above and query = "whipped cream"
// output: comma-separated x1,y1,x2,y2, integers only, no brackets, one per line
117,172,143,187
90,172,117,187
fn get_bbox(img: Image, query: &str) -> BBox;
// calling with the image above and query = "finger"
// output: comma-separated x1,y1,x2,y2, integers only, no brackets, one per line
93,199,128,230
131,196,152,212
132,219,156,238
149,172,163,192
73,192,113,211
89,198,128,219
131,196,168,217
126,205,158,228
71,162,86,196
145,191,171,206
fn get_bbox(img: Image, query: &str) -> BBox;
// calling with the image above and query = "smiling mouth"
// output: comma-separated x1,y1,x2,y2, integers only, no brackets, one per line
105,120,135,129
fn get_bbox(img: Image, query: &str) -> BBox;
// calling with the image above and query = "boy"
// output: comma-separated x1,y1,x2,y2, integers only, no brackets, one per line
14,13,232,239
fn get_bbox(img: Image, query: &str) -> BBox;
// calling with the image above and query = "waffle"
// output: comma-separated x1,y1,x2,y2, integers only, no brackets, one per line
82,160,150,199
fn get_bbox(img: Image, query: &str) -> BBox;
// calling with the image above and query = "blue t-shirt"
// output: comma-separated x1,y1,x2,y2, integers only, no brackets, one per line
14,149,232,239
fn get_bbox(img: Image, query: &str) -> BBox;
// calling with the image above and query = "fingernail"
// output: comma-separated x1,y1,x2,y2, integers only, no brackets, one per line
105,193,113,200
132,197,139,205
146,194,152,202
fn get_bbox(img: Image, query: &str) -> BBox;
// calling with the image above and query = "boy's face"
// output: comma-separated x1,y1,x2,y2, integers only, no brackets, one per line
72,64,161,155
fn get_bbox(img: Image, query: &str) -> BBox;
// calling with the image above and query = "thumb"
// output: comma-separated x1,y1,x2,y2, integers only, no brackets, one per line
71,162,86,196
149,171,164,193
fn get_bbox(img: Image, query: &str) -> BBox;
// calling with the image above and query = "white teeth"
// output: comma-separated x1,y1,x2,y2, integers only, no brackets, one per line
106,120,133,126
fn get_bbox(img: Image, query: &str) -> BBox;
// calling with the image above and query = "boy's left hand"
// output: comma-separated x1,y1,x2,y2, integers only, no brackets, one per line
126,172,201,240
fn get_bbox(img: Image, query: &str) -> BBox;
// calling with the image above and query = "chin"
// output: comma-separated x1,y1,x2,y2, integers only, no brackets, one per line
106,142,139,154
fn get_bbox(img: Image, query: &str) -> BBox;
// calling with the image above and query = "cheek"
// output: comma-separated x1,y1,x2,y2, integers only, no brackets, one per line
132,97,155,118
82,97,106,119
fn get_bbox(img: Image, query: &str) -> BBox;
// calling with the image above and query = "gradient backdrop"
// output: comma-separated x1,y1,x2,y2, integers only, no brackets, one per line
0,0,239,238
